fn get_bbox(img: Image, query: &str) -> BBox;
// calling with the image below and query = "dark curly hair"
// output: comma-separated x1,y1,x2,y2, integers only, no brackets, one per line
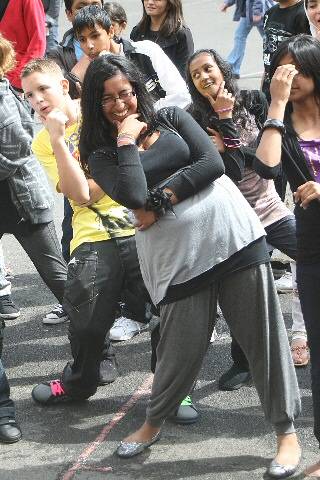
79,54,156,171
186,49,253,132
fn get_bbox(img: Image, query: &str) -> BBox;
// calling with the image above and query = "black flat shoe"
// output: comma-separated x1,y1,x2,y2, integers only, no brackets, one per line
0,418,22,444
218,364,251,391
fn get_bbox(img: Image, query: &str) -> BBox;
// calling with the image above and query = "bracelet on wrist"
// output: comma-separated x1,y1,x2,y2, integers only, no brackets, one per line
117,132,136,147
117,139,136,148
215,107,233,114
145,188,173,218
261,118,286,135
118,131,136,140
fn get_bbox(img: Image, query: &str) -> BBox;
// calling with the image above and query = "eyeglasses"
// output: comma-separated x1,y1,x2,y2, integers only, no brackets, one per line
101,90,136,107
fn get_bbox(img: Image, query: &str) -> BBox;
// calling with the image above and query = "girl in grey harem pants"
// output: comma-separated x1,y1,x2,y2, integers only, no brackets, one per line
146,262,301,433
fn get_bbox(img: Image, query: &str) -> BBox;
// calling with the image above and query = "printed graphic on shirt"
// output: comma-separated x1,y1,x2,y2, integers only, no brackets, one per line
263,25,293,87
262,2,309,97
63,125,134,238
33,123,135,253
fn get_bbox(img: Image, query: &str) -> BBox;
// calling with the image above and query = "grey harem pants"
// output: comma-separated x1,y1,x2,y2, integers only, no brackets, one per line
147,263,301,434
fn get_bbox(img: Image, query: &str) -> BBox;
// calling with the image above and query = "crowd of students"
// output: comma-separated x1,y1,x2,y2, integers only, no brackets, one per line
1,0,320,477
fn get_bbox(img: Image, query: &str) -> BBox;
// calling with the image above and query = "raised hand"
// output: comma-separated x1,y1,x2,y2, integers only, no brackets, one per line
270,64,298,105
205,81,234,119
44,108,68,141
116,114,147,141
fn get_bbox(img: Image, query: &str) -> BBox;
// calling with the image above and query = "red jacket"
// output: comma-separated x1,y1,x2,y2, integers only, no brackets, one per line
0,0,46,89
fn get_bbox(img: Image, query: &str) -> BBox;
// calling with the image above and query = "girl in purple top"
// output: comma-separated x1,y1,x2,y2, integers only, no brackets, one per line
255,34,320,477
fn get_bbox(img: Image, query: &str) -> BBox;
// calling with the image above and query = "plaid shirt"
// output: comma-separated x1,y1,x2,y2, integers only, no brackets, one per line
0,78,53,224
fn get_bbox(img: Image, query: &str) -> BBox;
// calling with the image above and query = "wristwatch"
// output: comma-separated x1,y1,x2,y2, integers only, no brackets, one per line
261,118,286,134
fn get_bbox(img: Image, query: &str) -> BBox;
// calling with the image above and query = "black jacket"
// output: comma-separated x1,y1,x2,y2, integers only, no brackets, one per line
48,28,79,99
253,113,320,263
189,90,268,183
130,24,194,79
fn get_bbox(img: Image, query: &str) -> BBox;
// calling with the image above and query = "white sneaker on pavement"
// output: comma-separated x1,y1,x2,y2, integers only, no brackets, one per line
43,304,69,325
109,316,148,341
275,272,293,294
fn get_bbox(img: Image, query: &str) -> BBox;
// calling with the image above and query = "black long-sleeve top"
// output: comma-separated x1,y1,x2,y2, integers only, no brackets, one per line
88,107,225,209
88,106,268,303
188,90,268,184
130,24,194,80
253,117,320,263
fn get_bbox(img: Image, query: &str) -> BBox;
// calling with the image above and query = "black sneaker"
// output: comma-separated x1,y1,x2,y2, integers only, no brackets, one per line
32,379,71,405
98,357,119,385
42,304,68,325
218,364,251,391
0,295,20,319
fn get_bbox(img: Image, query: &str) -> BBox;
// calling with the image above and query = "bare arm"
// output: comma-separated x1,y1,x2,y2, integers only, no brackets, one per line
45,109,90,204
79,179,105,206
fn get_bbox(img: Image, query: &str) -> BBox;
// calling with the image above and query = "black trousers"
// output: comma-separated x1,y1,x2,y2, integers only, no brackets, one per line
231,215,297,370
297,260,320,445
61,236,148,399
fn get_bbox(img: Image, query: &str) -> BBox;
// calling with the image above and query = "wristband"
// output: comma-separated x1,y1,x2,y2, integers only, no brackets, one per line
117,132,136,147
118,131,136,140
117,139,136,148
215,107,233,113
261,119,286,135
145,188,173,218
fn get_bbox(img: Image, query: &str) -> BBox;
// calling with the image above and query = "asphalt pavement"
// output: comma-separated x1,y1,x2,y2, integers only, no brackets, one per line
0,1,317,479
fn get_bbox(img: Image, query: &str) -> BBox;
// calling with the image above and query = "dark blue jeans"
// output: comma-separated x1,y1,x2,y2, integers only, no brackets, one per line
0,320,15,420
231,215,297,370
296,260,320,445
61,236,148,399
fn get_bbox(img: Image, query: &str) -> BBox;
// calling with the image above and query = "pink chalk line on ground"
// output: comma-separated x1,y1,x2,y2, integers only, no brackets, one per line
60,374,153,480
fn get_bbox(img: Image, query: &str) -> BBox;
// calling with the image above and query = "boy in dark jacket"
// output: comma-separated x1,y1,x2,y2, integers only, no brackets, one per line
48,0,102,99
73,4,190,109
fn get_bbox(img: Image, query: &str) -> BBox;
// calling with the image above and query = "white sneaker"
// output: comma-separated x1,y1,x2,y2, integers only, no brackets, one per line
109,316,148,341
43,304,69,325
275,272,293,294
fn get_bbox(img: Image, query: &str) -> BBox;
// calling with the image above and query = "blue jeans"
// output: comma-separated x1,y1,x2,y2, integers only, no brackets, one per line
296,261,320,445
227,17,264,75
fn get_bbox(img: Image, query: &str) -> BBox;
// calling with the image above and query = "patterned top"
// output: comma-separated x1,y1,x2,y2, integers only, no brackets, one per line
299,139,320,184
33,121,134,254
